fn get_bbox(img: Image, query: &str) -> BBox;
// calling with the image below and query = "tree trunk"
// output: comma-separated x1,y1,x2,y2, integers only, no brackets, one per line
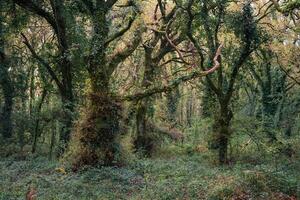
219,134,228,164
0,14,13,139
0,70,14,139
186,95,193,127
72,7,123,167
134,48,157,155
214,101,233,165
201,82,215,118
51,0,75,152
49,120,58,160
32,88,48,153
261,90,277,142
72,2,144,167
74,75,122,166
166,86,180,124
135,98,153,155
260,71,286,142
58,89,74,153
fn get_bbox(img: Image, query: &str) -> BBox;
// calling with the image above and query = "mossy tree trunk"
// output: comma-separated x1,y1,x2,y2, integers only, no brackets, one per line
0,58,14,139
74,2,144,167
214,99,233,164
0,5,14,139
201,81,216,118
166,86,180,124
133,34,182,155
75,6,118,166
134,46,158,155
32,88,48,153
51,0,75,150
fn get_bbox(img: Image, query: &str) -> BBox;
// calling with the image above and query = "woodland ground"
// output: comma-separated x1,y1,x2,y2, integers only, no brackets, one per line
0,143,299,200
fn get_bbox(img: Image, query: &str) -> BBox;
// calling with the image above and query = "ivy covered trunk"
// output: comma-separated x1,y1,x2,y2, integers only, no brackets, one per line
59,85,74,151
73,7,121,167
76,82,122,166
134,47,157,155
166,86,180,124
215,101,232,164
135,99,152,154
68,1,143,167
251,52,287,142
201,82,216,118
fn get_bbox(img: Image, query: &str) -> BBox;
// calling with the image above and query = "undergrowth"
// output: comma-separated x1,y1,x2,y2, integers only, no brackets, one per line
0,150,299,200
1,118,299,200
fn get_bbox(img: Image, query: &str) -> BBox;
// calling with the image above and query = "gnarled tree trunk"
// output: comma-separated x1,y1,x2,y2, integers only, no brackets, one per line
134,47,157,155
72,3,144,167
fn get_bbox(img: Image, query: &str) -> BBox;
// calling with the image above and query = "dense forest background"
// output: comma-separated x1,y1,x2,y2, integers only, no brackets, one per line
0,0,299,199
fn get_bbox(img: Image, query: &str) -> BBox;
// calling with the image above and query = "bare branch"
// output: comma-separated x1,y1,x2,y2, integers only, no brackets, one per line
157,0,166,21
21,33,63,91
276,60,300,86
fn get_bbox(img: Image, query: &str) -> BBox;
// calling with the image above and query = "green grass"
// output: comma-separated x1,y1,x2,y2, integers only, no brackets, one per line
0,149,299,200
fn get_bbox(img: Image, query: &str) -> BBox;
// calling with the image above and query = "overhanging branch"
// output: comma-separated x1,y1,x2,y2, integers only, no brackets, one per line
14,0,58,34
122,44,222,101
107,20,145,74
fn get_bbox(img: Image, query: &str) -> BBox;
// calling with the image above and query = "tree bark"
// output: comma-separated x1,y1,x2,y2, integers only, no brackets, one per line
166,86,180,124
0,9,14,139
75,77,122,166
134,47,157,155
214,101,232,164
0,67,14,139
73,4,133,166
32,88,48,153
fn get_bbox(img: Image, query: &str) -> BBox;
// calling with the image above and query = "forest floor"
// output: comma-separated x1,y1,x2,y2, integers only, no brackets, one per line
0,145,299,200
